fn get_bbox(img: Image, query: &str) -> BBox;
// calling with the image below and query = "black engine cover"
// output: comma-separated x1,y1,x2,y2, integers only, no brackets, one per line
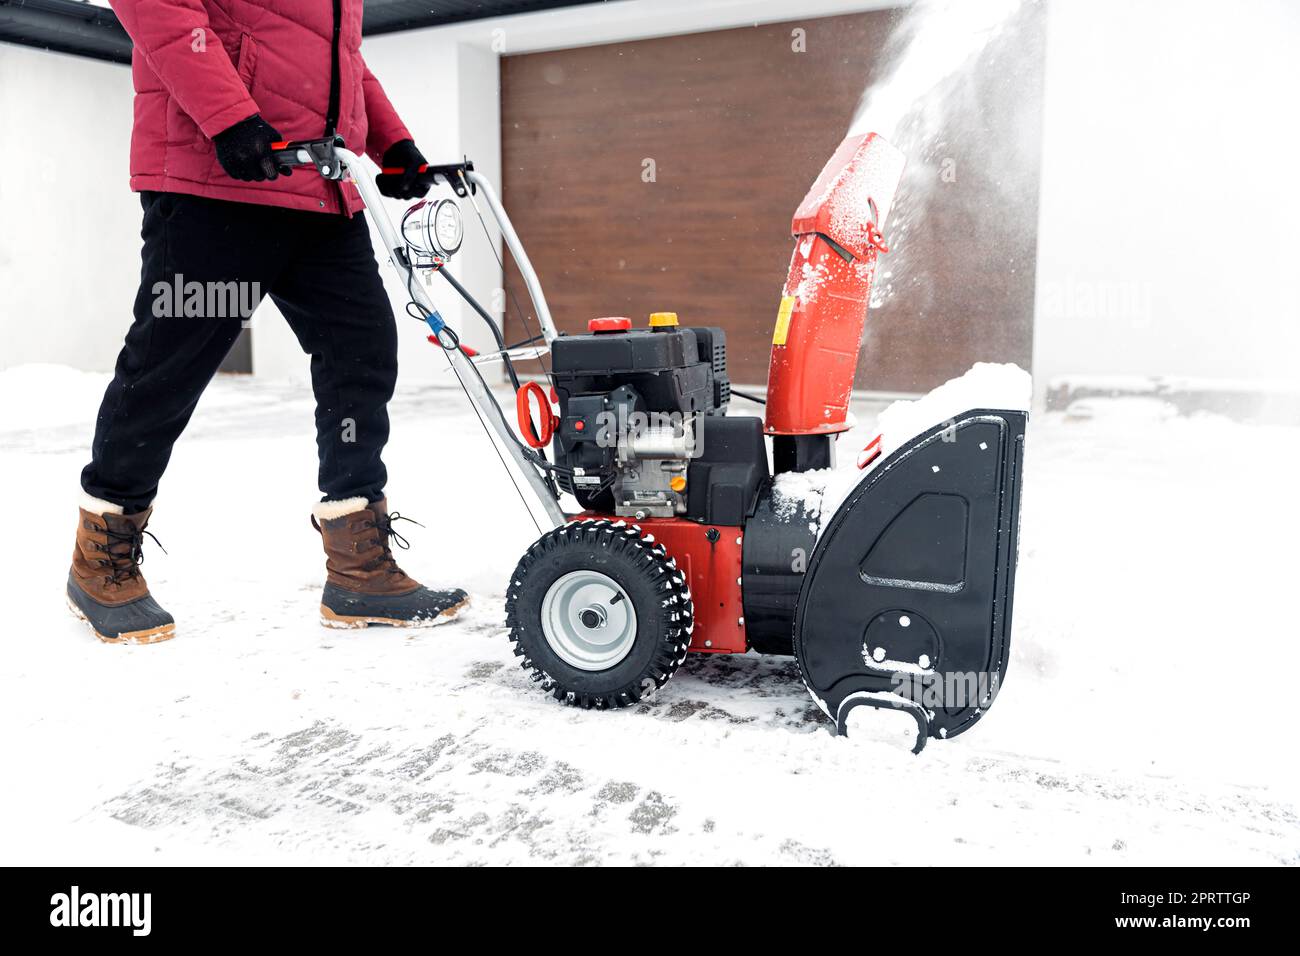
550,325,734,515
551,326,728,417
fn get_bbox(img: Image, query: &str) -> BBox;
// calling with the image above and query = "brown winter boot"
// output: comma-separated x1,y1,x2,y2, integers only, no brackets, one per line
313,497,468,628
67,497,175,644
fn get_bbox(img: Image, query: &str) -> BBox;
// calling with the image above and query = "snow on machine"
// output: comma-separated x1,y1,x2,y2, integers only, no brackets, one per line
270,131,1027,752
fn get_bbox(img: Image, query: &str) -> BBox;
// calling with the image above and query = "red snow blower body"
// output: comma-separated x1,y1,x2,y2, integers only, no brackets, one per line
507,134,1026,752
274,131,1026,753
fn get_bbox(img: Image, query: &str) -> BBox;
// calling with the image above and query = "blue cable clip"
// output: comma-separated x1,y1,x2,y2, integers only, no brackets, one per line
424,311,446,336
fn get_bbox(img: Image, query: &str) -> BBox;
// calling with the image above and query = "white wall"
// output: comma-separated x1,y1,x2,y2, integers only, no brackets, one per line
425,0,896,52
0,46,138,371
1033,0,1300,391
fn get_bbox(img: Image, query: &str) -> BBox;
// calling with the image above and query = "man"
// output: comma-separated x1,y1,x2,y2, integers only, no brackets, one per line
67,0,467,644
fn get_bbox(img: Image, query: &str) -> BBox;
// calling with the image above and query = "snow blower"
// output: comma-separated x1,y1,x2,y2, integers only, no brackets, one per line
270,132,1027,752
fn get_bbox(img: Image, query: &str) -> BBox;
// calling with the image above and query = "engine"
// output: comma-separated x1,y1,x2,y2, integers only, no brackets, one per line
550,314,767,525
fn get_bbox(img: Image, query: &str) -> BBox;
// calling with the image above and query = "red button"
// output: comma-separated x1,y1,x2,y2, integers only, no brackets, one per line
574,420,585,431
588,316,632,333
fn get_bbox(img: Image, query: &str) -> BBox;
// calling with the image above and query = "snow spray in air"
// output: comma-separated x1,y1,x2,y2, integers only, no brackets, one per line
847,0,1028,311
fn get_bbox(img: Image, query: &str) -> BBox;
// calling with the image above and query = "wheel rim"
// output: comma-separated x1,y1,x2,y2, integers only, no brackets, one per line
540,570,638,671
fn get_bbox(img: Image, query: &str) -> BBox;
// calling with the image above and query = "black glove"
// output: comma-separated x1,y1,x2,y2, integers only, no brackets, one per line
213,114,290,182
376,139,430,200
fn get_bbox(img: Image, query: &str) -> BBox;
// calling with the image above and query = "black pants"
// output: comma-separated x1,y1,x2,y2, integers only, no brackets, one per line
81,192,399,512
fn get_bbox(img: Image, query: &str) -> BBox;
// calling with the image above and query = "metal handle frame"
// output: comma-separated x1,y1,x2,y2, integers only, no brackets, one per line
462,170,558,344
334,147,566,530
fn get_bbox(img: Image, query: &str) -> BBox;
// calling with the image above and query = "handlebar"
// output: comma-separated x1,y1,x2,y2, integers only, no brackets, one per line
268,136,475,196
382,161,477,197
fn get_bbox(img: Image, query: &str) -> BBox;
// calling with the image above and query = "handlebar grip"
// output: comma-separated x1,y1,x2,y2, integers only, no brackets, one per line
379,163,474,196
269,142,311,168
265,137,348,181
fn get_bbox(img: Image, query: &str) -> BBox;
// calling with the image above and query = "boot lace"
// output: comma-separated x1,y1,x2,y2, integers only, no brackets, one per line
97,523,165,586
364,512,422,575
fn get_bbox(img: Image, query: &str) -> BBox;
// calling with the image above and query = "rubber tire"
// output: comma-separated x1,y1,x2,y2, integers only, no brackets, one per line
506,519,693,709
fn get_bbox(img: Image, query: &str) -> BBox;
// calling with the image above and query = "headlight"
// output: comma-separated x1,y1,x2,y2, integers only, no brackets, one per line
401,198,463,259
434,201,463,255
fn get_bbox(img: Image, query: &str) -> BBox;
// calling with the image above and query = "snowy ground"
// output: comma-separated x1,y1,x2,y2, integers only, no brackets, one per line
2,363,1298,866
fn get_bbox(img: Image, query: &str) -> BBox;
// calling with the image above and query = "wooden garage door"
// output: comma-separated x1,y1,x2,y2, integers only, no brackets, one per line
501,7,1044,390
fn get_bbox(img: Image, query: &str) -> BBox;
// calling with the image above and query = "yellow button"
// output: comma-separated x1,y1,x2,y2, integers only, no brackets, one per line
669,475,687,492
649,312,679,328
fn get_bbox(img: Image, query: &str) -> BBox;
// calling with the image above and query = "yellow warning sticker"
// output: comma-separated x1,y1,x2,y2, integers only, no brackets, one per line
772,296,796,346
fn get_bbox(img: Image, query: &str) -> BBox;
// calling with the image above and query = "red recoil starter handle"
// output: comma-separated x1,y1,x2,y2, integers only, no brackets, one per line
516,382,559,449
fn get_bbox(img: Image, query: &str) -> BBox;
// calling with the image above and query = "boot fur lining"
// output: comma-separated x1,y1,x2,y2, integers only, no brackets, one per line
79,492,126,516
312,497,371,521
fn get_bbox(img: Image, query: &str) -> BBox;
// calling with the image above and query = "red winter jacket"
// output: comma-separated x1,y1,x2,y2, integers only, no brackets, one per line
110,0,411,215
